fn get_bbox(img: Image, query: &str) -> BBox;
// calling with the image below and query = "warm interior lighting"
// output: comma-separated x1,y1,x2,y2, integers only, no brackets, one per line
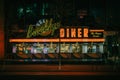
9,38,105,42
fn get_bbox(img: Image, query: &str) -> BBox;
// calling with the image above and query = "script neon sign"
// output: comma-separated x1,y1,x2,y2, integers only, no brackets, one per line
26,19,60,38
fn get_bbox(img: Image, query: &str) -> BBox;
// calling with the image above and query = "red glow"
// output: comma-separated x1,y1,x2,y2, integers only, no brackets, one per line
0,18,4,60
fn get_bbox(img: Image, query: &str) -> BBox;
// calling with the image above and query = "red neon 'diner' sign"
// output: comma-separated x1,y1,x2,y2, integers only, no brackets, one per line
60,28,89,38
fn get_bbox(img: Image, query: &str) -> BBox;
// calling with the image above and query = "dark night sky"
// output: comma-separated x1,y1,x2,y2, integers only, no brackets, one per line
4,0,120,30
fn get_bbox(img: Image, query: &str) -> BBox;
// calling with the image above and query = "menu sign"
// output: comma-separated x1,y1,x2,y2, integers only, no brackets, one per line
89,32,103,38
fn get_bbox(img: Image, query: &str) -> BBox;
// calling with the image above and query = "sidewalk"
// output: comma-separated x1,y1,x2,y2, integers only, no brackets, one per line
0,57,120,76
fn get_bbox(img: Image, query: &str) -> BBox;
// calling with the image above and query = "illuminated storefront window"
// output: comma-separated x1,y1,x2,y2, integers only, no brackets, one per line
8,24,105,62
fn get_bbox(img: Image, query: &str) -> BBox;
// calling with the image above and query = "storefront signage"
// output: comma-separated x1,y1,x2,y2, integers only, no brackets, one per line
89,32,103,38
60,28,104,38
27,25,104,38
25,18,104,38
60,28,88,38
26,19,60,38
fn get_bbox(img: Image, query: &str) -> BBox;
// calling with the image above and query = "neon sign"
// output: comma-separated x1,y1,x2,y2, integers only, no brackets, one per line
60,28,89,38
60,28,104,38
10,27,105,42
26,18,60,38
